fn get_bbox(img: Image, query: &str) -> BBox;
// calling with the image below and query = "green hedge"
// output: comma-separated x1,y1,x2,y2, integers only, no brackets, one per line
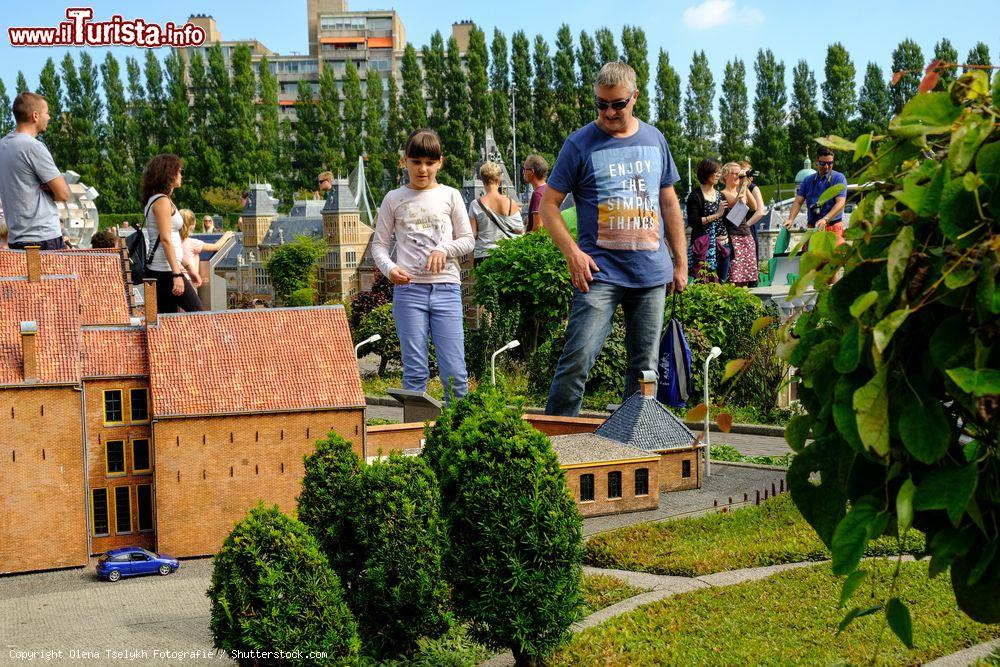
98,212,240,231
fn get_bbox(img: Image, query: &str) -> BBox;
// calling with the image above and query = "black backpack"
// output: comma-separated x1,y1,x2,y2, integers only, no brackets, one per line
126,194,167,284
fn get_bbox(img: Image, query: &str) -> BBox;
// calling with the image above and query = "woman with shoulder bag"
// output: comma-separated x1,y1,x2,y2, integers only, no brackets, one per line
468,161,524,267
685,158,727,283
141,154,205,313
719,161,761,287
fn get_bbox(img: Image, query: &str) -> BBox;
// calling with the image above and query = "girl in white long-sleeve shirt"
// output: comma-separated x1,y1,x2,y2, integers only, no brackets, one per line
371,128,474,403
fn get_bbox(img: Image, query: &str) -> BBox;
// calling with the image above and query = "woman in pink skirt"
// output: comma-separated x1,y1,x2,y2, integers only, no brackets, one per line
720,162,764,286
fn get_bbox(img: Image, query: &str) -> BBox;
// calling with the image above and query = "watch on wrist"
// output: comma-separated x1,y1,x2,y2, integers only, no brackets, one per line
172,273,184,278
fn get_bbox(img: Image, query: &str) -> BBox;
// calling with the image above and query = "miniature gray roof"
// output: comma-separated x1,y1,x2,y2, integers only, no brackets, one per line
550,433,660,466
260,217,324,247
215,232,244,270
289,199,326,217
243,183,278,217
322,178,360,214
594,392,698,452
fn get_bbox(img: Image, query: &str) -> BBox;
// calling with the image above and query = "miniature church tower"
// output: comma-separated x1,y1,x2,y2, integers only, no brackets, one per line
241,183,278,251
320,176,374,302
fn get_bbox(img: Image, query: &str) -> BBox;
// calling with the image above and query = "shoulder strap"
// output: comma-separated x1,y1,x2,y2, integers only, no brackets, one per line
477,198,516,239
142,194,169,225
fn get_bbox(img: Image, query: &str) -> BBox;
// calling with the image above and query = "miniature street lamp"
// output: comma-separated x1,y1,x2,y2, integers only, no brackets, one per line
491,339,520,386
354,334,381,360
703,346,722,477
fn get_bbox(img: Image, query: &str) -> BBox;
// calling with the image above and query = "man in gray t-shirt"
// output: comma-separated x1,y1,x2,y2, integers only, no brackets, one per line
0,92,69,248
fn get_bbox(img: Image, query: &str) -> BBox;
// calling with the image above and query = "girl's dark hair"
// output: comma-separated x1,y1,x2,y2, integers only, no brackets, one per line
141,154,183,203
404,128,443,160
696,157,721,185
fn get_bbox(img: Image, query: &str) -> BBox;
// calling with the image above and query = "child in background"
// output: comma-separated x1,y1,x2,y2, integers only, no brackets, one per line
371,128,475,403
179,209,234,289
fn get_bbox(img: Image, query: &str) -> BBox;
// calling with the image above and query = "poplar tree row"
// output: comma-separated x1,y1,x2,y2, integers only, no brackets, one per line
0,33,992,212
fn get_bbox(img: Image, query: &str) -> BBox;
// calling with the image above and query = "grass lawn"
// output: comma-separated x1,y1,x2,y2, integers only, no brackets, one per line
580,573,647,617
548,560,1000,666
585,494,925,577
711,444,793,467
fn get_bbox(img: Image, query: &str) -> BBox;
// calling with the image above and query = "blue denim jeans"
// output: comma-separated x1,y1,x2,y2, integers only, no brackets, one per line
545,281,666,416
392,282,468,404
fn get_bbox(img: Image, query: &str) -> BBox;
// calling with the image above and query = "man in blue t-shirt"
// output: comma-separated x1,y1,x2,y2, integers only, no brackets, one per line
541,61,687,417
784,147,848,244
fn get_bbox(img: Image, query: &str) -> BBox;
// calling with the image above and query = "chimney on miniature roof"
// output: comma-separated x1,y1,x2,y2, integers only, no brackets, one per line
640,370,657,398
143,279,158,326
25,246,41,282
20,322,38,383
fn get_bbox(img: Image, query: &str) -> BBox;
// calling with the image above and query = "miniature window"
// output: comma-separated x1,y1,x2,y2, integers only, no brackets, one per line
132,439,151,474
608,471,623,499
129,389,149,422
635,468,649,496
106,440,126,476
92,488,109,536
114,486,131,534
136,485,154,532
579,474,595,502
104,390,124,424
682,459,692,478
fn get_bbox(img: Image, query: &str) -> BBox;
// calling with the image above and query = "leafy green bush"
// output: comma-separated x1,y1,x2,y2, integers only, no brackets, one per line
423,387,583,667
357,303,400,375
284,287,316,306
349,275,393,332
264,235,326,305
207,503,360,664
785,71,1000,632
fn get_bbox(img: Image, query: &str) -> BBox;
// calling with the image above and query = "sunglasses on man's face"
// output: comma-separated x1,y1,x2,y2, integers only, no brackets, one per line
817,160,834,166
594,96,632,111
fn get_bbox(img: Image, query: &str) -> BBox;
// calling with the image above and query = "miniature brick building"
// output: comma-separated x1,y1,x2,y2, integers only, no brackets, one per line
0,248,366,573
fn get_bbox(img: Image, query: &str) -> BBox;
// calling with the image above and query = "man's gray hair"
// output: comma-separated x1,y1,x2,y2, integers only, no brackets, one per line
595,61,637,91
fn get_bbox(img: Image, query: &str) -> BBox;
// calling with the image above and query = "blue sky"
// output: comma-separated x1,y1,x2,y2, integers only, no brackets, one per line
2,0,997,113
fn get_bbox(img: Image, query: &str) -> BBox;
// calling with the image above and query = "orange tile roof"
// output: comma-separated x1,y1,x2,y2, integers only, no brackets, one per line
82,327,149,378
0,250,130,326
0,277,82,386
146,306,364,416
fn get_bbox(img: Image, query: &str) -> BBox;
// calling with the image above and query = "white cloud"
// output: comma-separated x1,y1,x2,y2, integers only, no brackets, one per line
682,0,764,30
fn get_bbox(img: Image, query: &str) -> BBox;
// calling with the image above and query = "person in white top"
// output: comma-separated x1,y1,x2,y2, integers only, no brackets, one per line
468,161,523,266
371,128,475,403
141,154,204,312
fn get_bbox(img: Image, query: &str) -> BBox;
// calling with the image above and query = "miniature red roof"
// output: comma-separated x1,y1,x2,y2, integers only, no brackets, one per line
0,250,129,326
0,277,82,386
146,306,365,416
82,327,149,378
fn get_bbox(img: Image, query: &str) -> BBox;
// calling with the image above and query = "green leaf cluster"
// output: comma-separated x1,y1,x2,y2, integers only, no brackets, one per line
263,235,327,305
785,70,1000,630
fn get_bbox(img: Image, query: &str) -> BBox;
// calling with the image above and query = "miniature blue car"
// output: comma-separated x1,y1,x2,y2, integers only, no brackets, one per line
96,547,179,582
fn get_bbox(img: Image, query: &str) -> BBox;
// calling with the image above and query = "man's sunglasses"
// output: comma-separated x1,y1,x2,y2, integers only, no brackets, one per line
817,160,834,166
594,96,632,111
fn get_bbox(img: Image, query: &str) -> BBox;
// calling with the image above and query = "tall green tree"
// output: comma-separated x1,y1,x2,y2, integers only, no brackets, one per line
653,49,683,160
98,53,133,211
467,26,490,152
363,70,387,199
142,51,166,153
276,117,295,204
384,72,404,161
16,72,28,94
788,60,822,161
621,26,650,121
229,45,257,185
749,49,789,186
553,25,578,142
163,50,195,197
932,38,958,91
595,28,619,64
576,31,600,127
683,51,716,162
532,34,557,157
342,61,364,170
443,36,473,187
489,29,512,160
205,45,235,188
256,57,279,183
820,43,855,139
964,42,992,73
293,79,323,191
318,64,345,177
718,58,749,161
60,53,101,185
890,38,924,113
35,58,65,166
400,43,426,131
422,32,448,131
855,62,892,136
124,57,151,178
511,31,535,158
0,79,12,136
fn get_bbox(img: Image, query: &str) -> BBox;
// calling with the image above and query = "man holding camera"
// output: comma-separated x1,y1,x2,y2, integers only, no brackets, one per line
783,147,848,244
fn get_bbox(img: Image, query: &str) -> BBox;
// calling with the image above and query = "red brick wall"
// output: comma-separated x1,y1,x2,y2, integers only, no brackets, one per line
525,415,606,436
565,462,660,517
84,379,155,555
153,409,364,558
366,423,428,455
659,448,702,492
0,387,88,573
